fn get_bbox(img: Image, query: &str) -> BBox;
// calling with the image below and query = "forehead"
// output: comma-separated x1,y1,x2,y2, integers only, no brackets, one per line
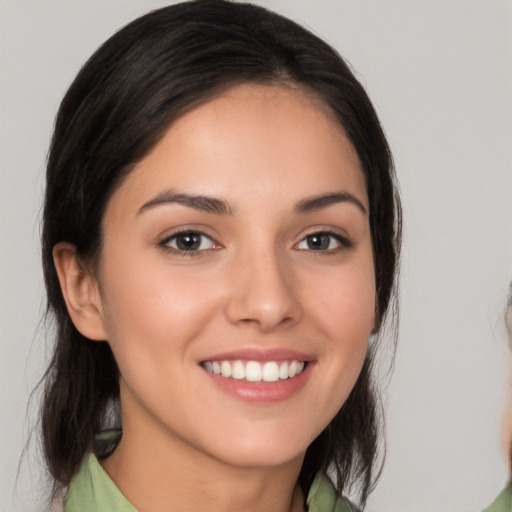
109,83,366,212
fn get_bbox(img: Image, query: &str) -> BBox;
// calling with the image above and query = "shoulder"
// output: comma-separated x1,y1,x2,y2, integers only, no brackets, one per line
307,473,360,512
483,485,512,512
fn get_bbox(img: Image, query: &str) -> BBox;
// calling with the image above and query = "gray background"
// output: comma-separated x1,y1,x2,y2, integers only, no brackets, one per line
1,1,511,511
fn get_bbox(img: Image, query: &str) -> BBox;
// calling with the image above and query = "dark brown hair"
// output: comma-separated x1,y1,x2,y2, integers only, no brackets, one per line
41,0,401,507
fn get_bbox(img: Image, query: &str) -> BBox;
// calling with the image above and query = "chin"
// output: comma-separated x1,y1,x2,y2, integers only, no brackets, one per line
202,428,312,469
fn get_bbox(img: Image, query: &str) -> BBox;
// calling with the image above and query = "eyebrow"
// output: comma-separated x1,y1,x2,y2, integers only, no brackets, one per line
138,190,367,216
294,192,367,215
138,190,233,215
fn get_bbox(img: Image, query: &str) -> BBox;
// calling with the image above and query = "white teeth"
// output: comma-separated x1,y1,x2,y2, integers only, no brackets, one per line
202,359,306,382
278,361,289,380
290,361,305,376
262,362,279,382
220,361,232,378
232,361,245,380
245,361,262,382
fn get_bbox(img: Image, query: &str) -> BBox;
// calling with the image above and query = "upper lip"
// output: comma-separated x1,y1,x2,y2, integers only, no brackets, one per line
199,347,314,363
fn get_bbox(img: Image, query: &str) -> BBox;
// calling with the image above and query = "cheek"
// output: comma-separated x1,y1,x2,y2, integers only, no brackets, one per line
98,255,224,368
302,255,375,402
306,257,376,342
294,292,374,448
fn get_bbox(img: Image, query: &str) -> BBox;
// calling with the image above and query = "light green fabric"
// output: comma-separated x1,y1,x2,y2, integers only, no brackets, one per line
483,485,512,512
64,453,357,511
306,472,358,512
63,454,135,512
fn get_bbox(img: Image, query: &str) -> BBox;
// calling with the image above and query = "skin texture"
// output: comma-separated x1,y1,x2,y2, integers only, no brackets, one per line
54,84,376,512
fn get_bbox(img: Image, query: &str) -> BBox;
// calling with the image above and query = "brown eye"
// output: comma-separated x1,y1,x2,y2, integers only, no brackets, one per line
305,234,332,250
175,233,202,250
296,232,352,252
161,231,216,252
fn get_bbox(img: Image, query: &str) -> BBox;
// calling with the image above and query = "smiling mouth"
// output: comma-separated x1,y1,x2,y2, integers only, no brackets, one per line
201,360,306,383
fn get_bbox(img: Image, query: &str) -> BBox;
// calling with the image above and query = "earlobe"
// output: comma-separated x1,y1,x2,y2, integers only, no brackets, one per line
53,242,108,341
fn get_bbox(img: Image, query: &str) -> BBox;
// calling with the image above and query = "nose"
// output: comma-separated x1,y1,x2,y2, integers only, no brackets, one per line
224,248,302,332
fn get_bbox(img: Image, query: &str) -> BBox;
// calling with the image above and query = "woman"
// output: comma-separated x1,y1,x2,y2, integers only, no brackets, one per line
40,1,401,510
484,285,512,512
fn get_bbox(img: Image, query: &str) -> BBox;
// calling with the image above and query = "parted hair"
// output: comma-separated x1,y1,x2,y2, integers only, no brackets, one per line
41,0,401,508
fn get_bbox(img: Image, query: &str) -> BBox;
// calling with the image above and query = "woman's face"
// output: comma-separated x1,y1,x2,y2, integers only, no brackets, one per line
94,84,375,469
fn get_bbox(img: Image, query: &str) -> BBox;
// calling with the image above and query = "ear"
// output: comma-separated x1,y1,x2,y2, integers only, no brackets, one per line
53,242,108,341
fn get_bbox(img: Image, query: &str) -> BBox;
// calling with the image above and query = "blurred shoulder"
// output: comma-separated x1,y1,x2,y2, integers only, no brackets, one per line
483,485,512,512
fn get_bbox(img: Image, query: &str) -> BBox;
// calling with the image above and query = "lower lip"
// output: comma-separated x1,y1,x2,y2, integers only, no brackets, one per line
202,363,313,403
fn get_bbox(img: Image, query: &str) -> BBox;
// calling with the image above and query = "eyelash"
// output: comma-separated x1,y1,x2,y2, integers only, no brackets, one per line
158,229,353,256
295,231,353,253
158,230,219,257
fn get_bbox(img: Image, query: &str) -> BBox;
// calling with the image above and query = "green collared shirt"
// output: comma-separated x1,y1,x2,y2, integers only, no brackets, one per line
483,485,512,512
64,453,357,512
